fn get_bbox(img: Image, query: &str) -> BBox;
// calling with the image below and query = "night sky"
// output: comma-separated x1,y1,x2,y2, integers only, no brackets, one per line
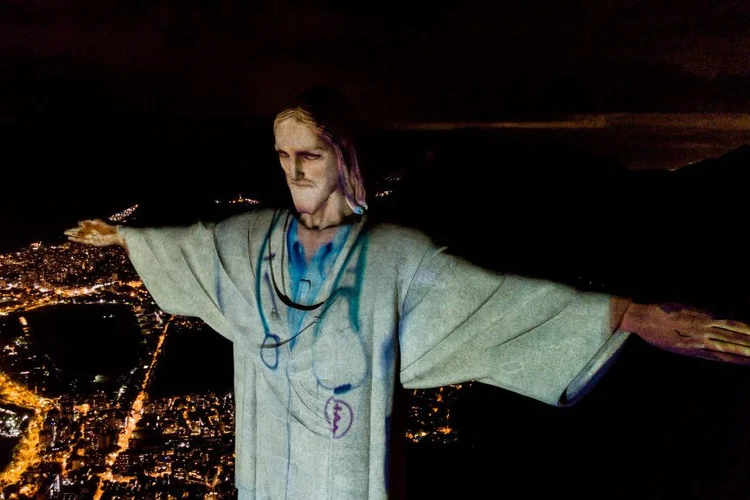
1,0,749,249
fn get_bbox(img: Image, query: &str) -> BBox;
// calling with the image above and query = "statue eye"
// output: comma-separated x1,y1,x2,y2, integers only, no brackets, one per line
303,153,321,161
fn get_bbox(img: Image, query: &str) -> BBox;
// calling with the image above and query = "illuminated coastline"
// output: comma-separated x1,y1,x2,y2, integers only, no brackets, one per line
0,372,53,492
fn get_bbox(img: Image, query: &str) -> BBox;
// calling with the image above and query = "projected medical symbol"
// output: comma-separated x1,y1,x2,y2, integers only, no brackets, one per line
325,396,353,439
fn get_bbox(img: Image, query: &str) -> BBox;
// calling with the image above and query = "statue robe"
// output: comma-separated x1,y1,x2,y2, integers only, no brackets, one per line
119,208,629,499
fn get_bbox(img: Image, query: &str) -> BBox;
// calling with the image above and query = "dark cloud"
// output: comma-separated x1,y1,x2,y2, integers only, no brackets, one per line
2,0,749,121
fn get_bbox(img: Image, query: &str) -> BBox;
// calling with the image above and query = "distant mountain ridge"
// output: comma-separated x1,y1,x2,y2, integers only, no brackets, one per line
378,136,750,318
633,143,750,316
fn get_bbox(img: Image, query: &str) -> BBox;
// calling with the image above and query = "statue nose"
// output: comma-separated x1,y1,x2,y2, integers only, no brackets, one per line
293,158,305,179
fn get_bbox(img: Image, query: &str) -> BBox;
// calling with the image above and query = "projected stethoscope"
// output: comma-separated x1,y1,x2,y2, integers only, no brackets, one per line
254,210,370,395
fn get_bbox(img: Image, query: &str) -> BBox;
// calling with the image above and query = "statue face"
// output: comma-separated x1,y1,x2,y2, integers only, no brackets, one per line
274,117,341,218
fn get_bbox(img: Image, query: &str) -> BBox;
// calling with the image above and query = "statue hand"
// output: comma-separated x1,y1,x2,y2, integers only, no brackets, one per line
64,219,125,248
621,302,750,365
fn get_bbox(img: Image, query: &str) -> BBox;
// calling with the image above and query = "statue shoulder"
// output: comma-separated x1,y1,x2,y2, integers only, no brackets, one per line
213,207,279,245
366,222,434,254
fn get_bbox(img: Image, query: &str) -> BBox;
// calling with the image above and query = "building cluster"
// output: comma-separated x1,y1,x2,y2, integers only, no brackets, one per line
0,240,139,320
109,206,139,224
3,392,236,499
0,405,30,439
29,393,133,498
218,195,261,206
405,384,468,444
94,393,236,499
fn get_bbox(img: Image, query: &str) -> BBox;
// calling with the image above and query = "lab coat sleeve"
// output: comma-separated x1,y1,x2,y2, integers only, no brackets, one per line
118,221,240,341
398,246,630,406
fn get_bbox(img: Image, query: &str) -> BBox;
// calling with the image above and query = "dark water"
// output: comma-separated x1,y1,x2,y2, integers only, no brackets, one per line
19,304,143,396
149,323,233,397
0,438,16,472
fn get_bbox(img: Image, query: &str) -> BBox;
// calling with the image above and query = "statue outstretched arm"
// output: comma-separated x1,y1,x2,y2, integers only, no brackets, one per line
65,219,127,251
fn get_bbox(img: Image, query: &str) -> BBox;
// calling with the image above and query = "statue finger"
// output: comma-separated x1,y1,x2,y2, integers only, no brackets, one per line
710,319,750,335
704,337,750,357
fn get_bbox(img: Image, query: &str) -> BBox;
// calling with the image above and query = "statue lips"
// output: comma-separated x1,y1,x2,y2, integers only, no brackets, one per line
290,181,316,188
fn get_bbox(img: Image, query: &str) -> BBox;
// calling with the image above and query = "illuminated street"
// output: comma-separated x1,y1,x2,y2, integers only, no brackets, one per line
93,321,171,499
